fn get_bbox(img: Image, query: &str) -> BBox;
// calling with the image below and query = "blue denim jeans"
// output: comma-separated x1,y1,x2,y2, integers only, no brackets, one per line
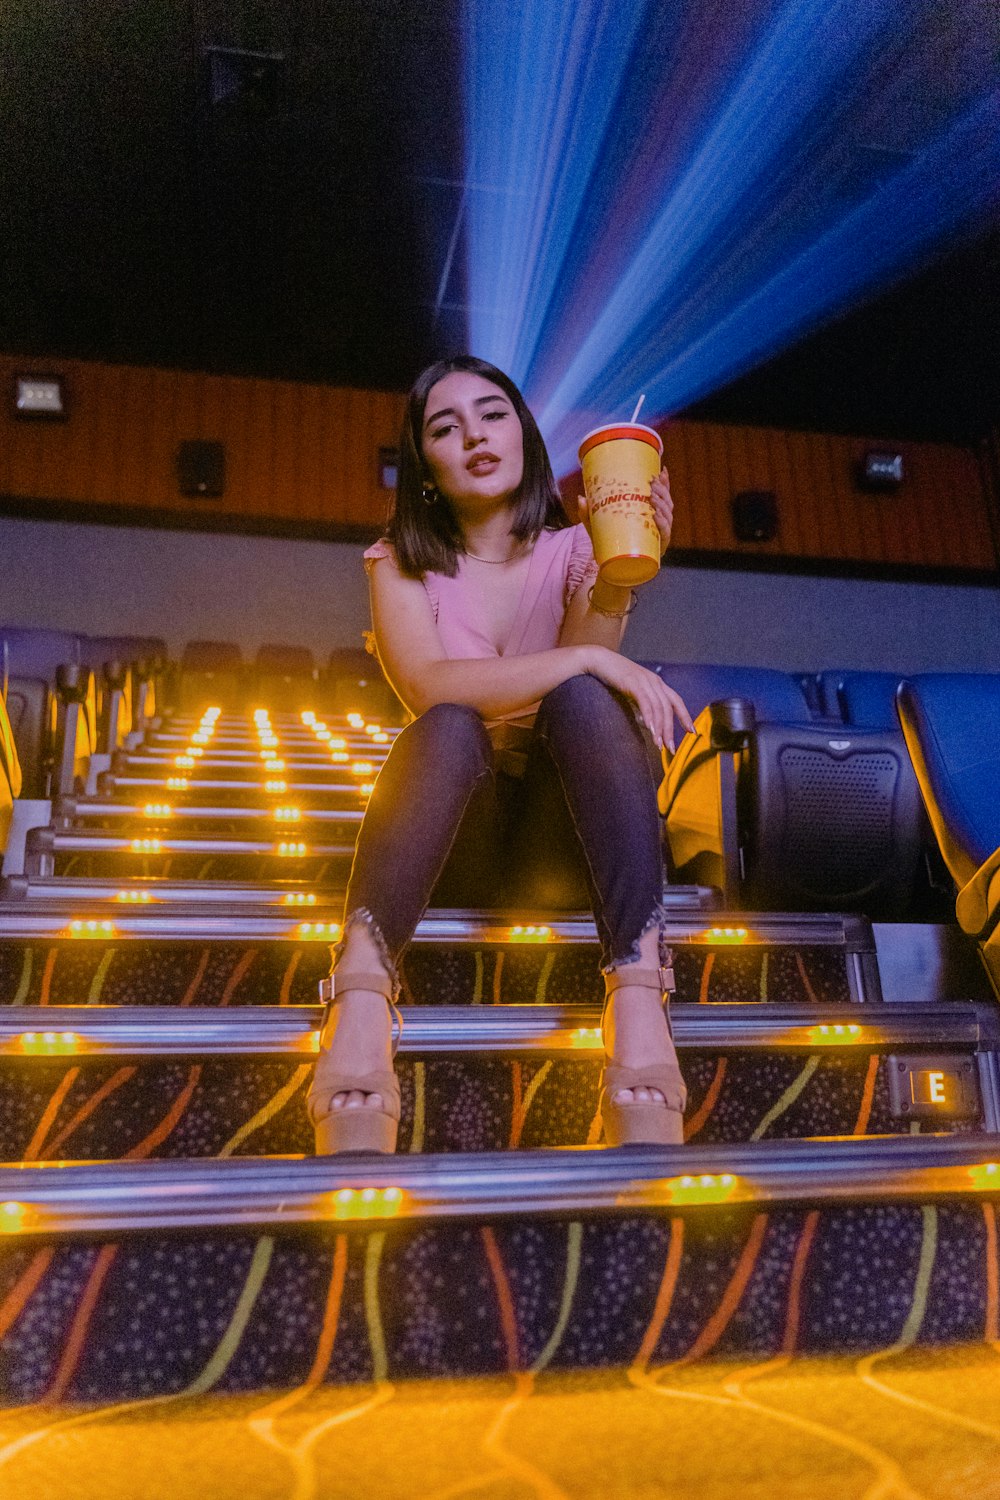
340,675,666,981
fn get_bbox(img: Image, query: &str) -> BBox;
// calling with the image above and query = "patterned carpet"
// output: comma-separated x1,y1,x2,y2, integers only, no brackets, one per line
1,1344,999,1499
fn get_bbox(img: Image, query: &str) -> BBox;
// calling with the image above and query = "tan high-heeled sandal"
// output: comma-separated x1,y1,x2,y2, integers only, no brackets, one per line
308,970,403,1154
599,962,686,1147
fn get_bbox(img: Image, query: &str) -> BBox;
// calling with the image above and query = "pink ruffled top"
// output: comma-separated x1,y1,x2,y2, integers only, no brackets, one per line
363,524,599,745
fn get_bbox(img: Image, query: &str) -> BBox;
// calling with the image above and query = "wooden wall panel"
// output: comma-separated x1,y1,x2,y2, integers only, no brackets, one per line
1,352,996,574
0,353,407,530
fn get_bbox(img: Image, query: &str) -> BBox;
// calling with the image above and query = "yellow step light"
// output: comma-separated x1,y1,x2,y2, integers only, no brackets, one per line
143,803,173,818
509,924,554,942
282,892,317,906
276,841,307,857
69,919,116,936
571,1027,603,1049
297,921,342,940
808,1023,863,1045
131,838,163,853
347,713,364,728
274,806,302,822
330,1186,404,1221
264,780,288,794
116,890,154,902
18,1031,79,1054
0,1201,31,1235
351,761,374,777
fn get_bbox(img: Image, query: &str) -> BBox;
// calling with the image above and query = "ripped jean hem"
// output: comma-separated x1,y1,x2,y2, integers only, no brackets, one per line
601,901,674,984
330,906,401,998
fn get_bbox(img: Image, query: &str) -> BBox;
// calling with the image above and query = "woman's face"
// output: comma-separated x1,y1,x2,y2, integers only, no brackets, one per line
421,370,525,513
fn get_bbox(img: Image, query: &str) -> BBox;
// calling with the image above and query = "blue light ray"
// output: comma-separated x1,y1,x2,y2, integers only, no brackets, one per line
460,0,1000,474
462,0,650,383
540,88,1000,470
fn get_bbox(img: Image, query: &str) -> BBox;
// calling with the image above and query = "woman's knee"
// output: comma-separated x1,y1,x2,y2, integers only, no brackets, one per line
411,701,492,773
538,674,624,730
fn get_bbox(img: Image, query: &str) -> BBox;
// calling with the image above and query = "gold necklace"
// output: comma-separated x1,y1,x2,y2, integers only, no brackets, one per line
463,541,525,565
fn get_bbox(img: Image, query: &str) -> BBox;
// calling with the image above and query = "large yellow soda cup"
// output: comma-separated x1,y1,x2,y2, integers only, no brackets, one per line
578,423,663,587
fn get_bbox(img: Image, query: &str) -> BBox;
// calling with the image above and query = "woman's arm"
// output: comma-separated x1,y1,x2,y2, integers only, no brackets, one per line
558,573,632,650
369,554,693,748
559,467,675,652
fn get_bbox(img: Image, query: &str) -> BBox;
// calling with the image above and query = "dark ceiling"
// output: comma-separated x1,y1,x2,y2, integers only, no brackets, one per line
2,0,999,448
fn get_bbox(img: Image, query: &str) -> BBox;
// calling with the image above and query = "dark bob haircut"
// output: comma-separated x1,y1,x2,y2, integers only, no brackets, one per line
387,355,568,578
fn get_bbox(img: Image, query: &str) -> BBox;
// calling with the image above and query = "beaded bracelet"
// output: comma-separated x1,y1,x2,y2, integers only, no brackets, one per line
587,584,638,619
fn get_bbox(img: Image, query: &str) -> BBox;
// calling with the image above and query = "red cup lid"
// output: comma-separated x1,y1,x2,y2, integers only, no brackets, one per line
578,423,663,462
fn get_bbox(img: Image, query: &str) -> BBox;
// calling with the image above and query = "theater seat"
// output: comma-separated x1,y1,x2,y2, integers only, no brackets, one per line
179,640,243,711
0,685,23,853
654,661,925,918
0,627,95,796
645,662,816,725
252,645,317,712
898,673,1000,1000
897,674,1000,925
323,646,401,722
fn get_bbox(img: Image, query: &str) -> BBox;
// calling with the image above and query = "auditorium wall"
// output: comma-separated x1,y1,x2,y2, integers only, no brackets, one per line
1,513,998,676
2,353,998,575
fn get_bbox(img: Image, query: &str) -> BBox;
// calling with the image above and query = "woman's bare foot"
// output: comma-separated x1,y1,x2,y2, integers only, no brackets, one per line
602,925,676,1108
318,923,395,1114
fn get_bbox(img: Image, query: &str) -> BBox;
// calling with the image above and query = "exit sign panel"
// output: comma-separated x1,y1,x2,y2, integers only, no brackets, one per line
887,1055,980,1121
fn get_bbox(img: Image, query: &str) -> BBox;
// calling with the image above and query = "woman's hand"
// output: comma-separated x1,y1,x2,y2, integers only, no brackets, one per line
584,648,694,753
577,466,674,555
650,467,674,555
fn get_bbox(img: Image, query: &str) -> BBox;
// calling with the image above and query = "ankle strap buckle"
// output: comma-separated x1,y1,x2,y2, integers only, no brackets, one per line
659,962,676,995
317,974,404,1056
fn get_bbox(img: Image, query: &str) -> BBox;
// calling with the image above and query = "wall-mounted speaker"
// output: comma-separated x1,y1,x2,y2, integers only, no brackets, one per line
176,440,226,498
731,489,778,543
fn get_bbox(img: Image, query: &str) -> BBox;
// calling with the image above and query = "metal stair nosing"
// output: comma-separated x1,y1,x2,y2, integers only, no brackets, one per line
0,999,989,1057
0,901,875,948
2,1134,1000,1238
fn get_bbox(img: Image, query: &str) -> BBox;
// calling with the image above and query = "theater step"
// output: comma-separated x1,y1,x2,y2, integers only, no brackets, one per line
23,825,356,878
0,1001,991,1159
0,875,721,910
110,751,380,780
0,909,882,1005
2,1135,999,1403
97,774,369,802
53,798,369,829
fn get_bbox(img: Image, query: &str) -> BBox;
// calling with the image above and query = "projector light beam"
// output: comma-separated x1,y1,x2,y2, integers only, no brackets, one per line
460,0,1000,474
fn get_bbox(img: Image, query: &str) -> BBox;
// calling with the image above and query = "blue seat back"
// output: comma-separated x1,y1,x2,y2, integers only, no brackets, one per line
641,663,815,723
0,628,82,681
817,671,906,731
897,674,1000,886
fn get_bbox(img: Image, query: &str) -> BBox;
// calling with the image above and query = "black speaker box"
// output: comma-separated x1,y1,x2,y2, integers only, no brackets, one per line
731,490,778,543
176,440,226,498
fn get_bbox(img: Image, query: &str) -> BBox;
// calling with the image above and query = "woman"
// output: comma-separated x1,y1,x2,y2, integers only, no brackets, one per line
307,355,694,1154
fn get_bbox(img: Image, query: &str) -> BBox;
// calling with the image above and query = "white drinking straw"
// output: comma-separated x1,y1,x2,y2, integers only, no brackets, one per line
630,394,646,423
